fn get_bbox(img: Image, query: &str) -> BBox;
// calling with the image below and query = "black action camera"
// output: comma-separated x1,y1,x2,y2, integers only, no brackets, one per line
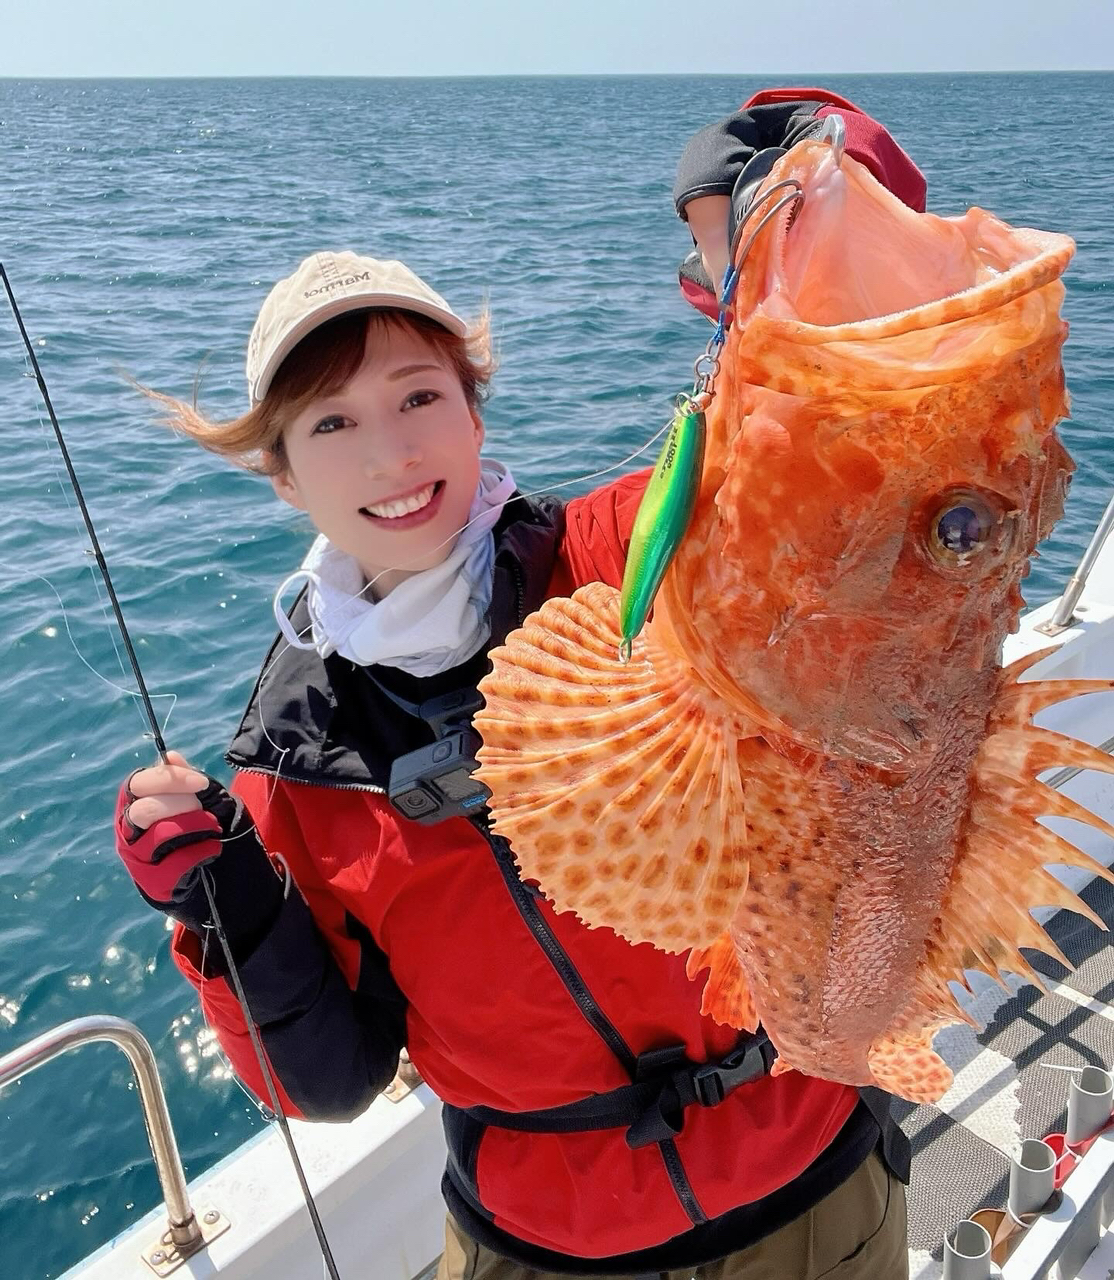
386,688,493,825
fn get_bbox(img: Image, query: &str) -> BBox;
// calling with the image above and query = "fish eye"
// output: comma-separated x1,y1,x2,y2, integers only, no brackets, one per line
924,489,1010,569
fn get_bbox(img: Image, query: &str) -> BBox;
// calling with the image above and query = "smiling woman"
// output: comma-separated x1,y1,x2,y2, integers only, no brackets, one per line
140,255,497,600
272,323,486,591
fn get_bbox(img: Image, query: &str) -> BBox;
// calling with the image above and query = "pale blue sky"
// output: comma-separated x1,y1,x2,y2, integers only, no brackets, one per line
1,0,1110,77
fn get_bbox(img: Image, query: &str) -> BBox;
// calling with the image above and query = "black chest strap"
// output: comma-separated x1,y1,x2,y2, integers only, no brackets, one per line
458,1031,777,1151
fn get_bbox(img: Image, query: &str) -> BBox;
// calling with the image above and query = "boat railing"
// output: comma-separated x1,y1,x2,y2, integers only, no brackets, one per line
0,1014,229,1276
1037,493,1114,637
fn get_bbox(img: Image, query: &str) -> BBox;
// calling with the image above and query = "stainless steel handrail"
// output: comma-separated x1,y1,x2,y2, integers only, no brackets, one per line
1038,493,1114,635
0,1015,202,1252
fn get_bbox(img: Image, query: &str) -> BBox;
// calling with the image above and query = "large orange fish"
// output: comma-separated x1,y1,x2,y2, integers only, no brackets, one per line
475,137,1114,1104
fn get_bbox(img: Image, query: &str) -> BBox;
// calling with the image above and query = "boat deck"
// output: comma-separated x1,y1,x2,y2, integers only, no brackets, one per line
904,860,1114,1277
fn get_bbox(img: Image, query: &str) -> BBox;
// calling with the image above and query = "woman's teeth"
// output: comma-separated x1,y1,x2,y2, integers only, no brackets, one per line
364,483,437,519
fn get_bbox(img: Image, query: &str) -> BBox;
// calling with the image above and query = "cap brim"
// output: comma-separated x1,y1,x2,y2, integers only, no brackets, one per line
251,291,468,404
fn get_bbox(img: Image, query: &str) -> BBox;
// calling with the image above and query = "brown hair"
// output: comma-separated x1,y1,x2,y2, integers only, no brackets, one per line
142,308,495,477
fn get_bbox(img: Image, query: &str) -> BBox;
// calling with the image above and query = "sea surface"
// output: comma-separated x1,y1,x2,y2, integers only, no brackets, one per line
0,72,1111,1279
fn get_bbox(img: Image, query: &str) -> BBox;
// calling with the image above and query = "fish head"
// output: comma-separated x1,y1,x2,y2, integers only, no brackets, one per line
665,138,1076,770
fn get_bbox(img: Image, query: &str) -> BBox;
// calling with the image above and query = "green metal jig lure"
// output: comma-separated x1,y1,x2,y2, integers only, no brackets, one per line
618,394,707,662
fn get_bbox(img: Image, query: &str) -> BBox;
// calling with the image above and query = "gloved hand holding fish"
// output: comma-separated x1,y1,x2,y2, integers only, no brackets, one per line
474,129,1114,1105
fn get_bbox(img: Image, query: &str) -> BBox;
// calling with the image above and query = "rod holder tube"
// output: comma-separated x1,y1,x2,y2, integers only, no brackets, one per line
0,1015,200,1247
1009,1139,1057,1220
1066,1066,1114,1147
944,1220,994,1280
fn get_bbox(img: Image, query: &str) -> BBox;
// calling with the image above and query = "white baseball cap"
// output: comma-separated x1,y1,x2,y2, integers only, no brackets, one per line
245,250,467,404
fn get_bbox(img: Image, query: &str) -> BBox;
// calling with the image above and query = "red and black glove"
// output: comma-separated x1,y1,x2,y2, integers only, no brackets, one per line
115,772,284,951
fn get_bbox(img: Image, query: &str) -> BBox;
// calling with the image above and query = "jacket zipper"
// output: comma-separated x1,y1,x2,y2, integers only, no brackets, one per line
481,826,709,1226
509,558,528,625
230,762,386,794
484,828,638,1076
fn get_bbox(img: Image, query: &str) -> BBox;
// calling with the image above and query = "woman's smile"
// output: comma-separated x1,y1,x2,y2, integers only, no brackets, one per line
360,479,446,528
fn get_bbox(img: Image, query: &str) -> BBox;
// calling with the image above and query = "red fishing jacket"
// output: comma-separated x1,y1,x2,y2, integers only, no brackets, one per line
171,474,905,1273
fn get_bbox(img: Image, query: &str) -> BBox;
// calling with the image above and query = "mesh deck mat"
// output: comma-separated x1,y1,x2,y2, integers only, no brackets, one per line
903,876,1114,1278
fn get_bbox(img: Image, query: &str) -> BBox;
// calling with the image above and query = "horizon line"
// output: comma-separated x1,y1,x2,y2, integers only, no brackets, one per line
1,68,1112,82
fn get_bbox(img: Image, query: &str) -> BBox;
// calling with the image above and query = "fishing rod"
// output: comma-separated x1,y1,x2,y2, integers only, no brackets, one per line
0,263,342,1279
0,264,169,759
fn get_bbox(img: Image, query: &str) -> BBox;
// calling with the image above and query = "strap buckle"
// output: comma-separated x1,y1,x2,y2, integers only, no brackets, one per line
625,1036,775,1150
690,1037,772,1107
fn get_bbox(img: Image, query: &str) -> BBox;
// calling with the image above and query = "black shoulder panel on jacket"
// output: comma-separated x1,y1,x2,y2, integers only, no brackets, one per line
225,491,566,790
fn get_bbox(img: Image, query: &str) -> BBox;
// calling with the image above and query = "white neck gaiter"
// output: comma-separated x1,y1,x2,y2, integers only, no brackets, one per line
272,460,517,676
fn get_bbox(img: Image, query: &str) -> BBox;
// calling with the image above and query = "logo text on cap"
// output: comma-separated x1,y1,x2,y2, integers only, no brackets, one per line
304,271,375,299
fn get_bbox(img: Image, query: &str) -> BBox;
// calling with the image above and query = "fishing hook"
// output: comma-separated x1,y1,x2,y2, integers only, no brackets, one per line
692,178,807,403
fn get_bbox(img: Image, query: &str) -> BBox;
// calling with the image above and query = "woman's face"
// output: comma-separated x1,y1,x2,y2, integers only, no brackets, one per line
272,321,485,596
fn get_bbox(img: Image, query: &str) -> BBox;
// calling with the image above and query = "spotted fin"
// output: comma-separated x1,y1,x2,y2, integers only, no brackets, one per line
686,932,759,1030
868,1030,954,1104
475,582,751,952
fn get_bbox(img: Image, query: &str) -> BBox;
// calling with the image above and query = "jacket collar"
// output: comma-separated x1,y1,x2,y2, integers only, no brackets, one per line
225,492,566,791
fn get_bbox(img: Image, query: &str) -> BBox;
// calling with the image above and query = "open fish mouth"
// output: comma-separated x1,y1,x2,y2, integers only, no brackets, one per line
474,136,1107,1105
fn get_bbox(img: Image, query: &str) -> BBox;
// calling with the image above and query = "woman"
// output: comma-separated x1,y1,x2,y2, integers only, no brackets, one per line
115,91,926,1279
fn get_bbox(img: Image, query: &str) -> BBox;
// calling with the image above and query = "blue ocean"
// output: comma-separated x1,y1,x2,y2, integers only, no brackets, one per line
0,73,1111,1279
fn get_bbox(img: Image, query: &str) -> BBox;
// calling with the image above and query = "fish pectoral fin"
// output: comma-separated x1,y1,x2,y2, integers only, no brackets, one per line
687,932,759,1031
475,581,750,952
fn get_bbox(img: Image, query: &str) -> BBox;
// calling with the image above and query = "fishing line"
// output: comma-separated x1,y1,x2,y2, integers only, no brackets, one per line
11,350,165,742
0,263,343,1280
0,568,179,737
35,421,135,711
1,266,169,758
